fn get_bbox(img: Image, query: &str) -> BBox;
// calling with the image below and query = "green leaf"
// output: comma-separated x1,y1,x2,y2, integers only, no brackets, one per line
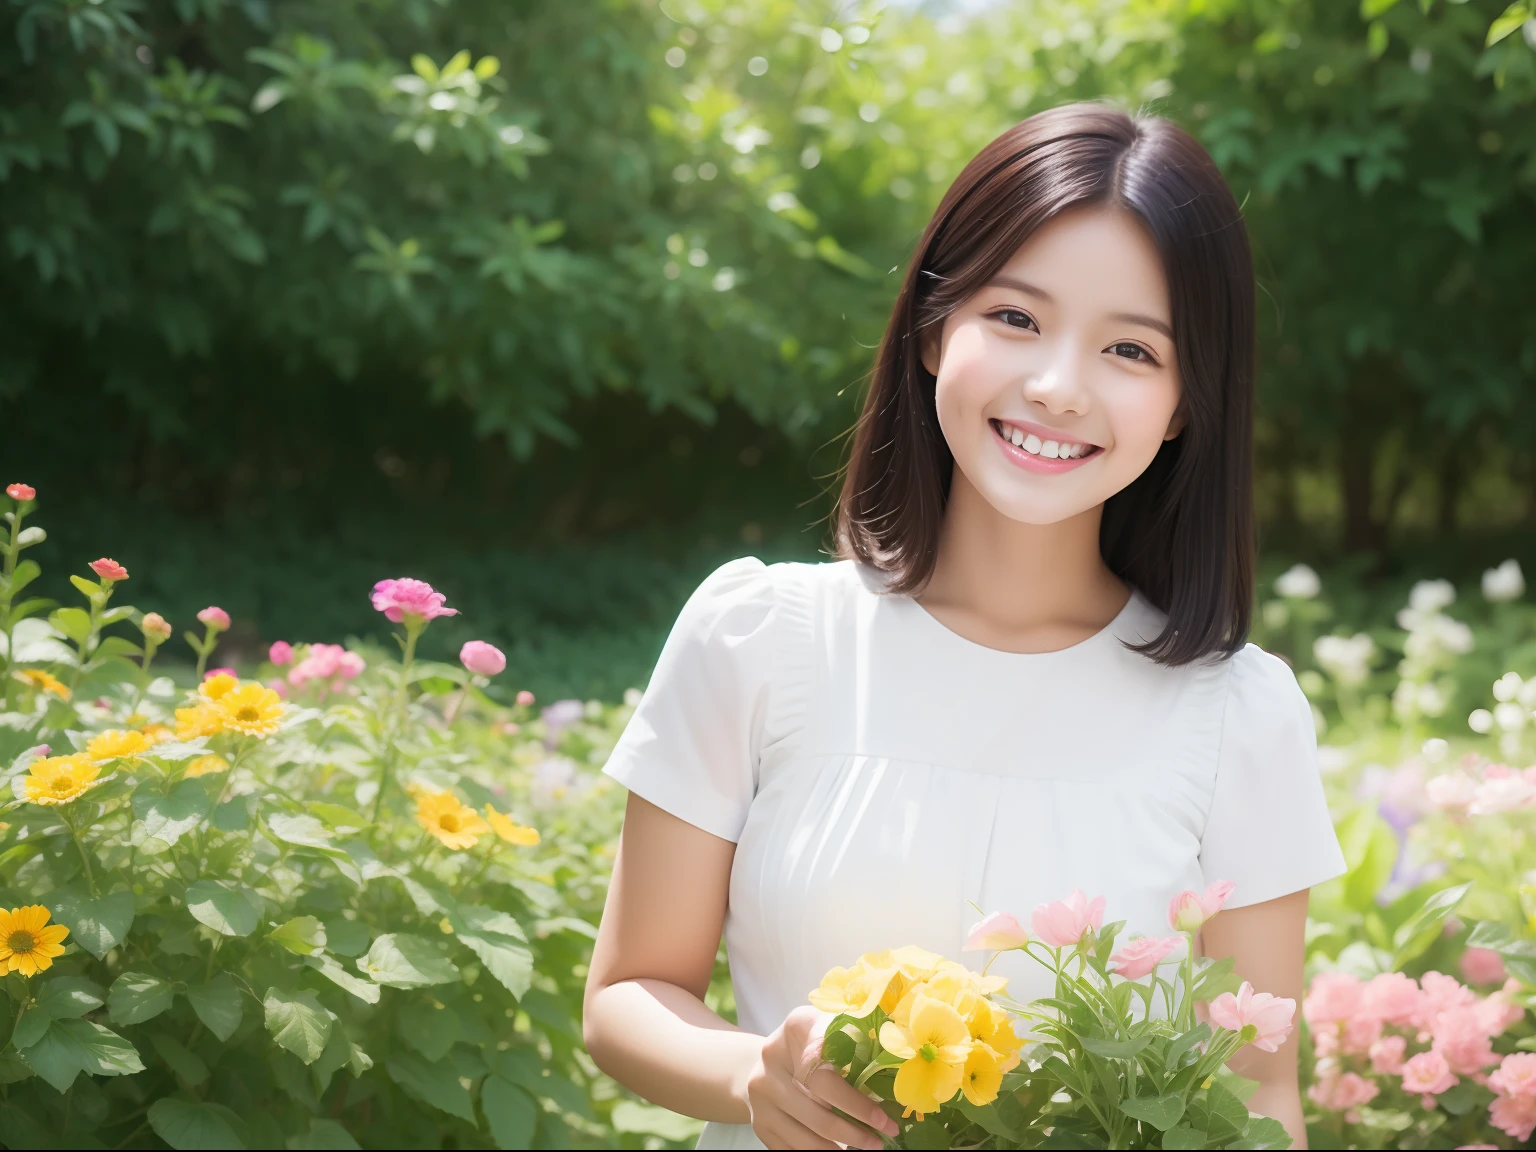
1200,1082,1251,1142
1367,20,1389,59
1360,0,1402,17
20,1018,143,1092
68,574,99,598
148,1098,246,1150
186,974,243,1042
264,988,334,1065
11,1009,50,1049
33,976,105,1019
151,1033,210,1085
1120,1093,1186,1131
1488,3,1532,45
386,1052,476,1121
267,812,334,849
361,933,460,988
186,880,262,936
398,998,462,1061
47,888,135,958
483,1077,540,1148
323,917,370,957
268,915,327,955
288,1118,362,1150
449,904,533,998
109,970,176,1025
48,606,91,644
1338,806,1399,911
1192,955,1243,1002
1392,882,1471,968
134,779,214,847
1081,1033,1153,1061
1164,1023,1211,1071
303,953,381,1004
1162,1128,1207,1150
1235,1113,1292,1148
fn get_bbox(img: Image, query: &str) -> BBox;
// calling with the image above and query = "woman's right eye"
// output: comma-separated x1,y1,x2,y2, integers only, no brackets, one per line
990,308,1038,332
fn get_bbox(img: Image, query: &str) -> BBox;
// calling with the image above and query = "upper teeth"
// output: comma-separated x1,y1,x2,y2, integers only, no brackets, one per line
998,421,1092,460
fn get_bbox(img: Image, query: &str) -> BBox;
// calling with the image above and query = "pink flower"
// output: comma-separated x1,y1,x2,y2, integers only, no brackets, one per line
1400,1050,1457,1096
141,612,173,642
268,641,294,666
1369,1035,1407,1075
1327,1072,1379,1110
1475,981,1525,1036
266,678,289,698
1167,879,1236,933
460,640,507,677
1471,775,1536,815
1304,971,1364,1028
1031,889,1106,948
964,911,1029,952
288,644,365,689
1341,1013,1383,1055
90,557,128,582
1362,971,1422,1028
23,744,49,759
1426,773,1478,810
1489,1052,1536,1099
198,606,230,632
1486,762,1515,779
1490,1094,1536,1142
1432,1005,1499,1075
516,689,535,707
1460,947,1507,987
1109,935,1184,980
1207,981,1296,1053
204,667,235,681
1415,971,1476,1033
6,483,35,501
370,577,458,625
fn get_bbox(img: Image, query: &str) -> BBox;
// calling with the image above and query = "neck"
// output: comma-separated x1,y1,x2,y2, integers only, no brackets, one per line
918,465,1129,636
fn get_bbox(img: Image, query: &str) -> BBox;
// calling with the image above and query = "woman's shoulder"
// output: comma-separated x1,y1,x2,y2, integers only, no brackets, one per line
683,554,871,619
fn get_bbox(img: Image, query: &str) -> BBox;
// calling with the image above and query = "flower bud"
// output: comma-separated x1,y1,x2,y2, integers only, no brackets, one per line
460,640,507,677
515,689,535,707
268,640,294,666
90,557,129,582
198,606,231,632
6,483,35,501
141,612,173,642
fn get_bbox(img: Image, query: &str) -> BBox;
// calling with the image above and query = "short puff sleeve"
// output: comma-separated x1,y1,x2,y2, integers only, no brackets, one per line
601,557,778,842
1199,645,1345,909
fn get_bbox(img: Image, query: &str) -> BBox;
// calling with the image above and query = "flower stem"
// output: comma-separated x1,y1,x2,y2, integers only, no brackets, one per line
371,623,421,825
62,807,98,897
0,505,20,713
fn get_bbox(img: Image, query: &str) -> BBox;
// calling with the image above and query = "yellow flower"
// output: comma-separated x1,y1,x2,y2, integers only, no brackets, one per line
138,723,174,743
176,704,225,740
415,790,490,850
961,1043,1003,1106
184,754,229,779
0,905,70,976
14,668,70,700
484,806,540,846
878,996,972,1114
967,998,1024,1071
24,754,102,806
212,683,284,737
85,728,153,763
201,672,238,700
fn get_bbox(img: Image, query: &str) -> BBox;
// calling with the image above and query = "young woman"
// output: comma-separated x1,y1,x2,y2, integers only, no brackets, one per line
583,102,1344,1150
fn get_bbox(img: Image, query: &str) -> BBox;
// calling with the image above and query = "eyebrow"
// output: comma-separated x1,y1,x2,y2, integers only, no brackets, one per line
986,274,1175,341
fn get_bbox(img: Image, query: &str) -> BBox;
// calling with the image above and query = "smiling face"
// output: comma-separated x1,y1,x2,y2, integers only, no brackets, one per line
922,205,1184,527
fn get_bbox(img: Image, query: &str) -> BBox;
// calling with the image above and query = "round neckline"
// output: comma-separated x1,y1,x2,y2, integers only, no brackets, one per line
891,580,1145,660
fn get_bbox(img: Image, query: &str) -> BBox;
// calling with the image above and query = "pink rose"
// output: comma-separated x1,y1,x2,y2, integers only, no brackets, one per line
1490,1094,1536,1143
1475,981,1525,1037
1330,1072,1379,1110
90,557,128,582
268,641,294,666
1400,1050,1457,1096
460,640,507,677
287,643,366,689
1304,971,1364,1028
1362,971,1422,1028
516,689,535,707
1426,773,1478,810
1208,981,1296,1053
1470,776,1536,815
1341,1013,1384,1055
1370,1035,1407,1075
1167,879,1236,933
6,483,35,501
1460,947,1507,987
1110,935,1184,980
370,577,458,625
337,651,365,679
198,606,231,632
964,911,1029,953
1031,889,1106,948
1416,971,1476,1031
1432,1005,1498,1075
1489,1052,1536,1100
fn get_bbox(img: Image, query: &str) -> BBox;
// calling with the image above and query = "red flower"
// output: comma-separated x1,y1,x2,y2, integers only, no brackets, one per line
6,483,35,501
89,558,129,582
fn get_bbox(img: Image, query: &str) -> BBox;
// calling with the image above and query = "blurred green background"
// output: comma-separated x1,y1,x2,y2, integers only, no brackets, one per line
3,0,1534,700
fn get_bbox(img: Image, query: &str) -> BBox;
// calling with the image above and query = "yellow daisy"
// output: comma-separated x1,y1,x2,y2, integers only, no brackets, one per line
415,790,489,850
138,723,175,743
0,905,70,976
84,728,153,762
24,754,102,806
184,754,229,779
200,672,238,700
484,806,540,847
212,683,284,737
175,703,225,740
14,668,70,700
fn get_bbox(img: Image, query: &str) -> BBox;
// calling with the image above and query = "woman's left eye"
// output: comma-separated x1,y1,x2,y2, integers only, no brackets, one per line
1109,342,1156,363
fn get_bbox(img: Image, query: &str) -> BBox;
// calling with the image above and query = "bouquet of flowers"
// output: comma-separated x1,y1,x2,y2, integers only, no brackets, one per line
812,882,1296,1149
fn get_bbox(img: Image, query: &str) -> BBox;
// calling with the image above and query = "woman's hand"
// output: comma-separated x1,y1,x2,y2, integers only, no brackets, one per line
738,1005,900,1150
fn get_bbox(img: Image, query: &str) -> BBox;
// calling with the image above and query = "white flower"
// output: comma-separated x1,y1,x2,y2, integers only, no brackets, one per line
1470,708,1495,734
1421,737,1449,763
1494,672,1524,703
1521,680,1536,710
1469,775,1536,815
1314,633,1375,686
1409,579,1456,614
623,687,643,708
1261,599,1289,630
1495,702,1529,732
1418,683,1447,717
1275,563,1321,600
1425,773,1477,810
1482,559,1525,603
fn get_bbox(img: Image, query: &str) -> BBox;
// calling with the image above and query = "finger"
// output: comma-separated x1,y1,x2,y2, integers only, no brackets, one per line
806,1066,900,1137
756,1109,841,1151
774,1077,887,1150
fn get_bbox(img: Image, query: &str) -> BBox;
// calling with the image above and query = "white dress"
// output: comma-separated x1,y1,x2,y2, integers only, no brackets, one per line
602,557,1346,1151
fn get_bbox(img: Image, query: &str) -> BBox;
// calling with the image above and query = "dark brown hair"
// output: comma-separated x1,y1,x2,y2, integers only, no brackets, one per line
834,102,1255,666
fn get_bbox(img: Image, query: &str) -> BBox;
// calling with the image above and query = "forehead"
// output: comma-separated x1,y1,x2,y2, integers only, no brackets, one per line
992,206,1170,315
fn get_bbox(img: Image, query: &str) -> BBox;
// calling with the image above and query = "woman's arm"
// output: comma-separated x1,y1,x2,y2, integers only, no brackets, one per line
583,794,896,1149
1200,889,1311,1150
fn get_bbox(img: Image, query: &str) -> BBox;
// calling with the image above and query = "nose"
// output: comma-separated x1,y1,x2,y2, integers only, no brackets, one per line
1020,345,1090,417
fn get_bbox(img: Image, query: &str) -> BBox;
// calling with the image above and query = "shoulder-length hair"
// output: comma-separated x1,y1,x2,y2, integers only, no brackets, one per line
834,102,1255,666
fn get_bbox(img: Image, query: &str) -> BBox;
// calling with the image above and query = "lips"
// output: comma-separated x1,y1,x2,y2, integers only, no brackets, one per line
990,419,1102,465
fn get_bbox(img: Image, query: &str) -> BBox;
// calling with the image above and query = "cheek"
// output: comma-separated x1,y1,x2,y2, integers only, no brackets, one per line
1104,377,1180,457
933,325,1001,421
